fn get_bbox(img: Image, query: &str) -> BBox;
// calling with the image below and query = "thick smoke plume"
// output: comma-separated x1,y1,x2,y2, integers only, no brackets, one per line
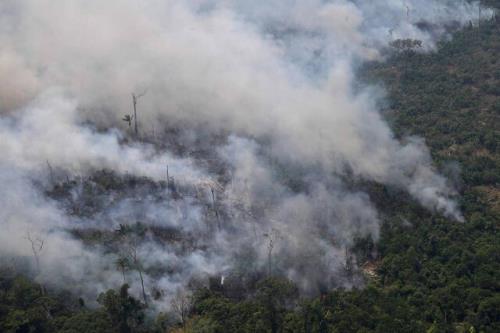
0,0,488,311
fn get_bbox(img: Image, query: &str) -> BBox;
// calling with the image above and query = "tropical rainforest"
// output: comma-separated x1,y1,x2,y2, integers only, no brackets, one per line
0,1,499,333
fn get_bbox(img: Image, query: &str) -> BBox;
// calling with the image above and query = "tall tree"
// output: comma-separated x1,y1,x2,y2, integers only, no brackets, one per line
131,90,147,137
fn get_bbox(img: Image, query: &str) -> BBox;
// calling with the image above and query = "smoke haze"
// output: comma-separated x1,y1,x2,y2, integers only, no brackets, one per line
0,0,489,311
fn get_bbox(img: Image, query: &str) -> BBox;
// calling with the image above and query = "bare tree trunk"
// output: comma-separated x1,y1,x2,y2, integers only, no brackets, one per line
211,187,220,230
132,94,138,136
167,165,170,188
268,244,273,277
171,290,192,332
46,160,54,184
265,228,281,277
131,90,147,138
26,232,45,294
131,245,148,306
138,269,148,306
478,4,481,29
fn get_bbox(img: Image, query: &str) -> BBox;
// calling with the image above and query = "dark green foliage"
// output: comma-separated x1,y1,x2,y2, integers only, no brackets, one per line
185,14,500,333
97,284,146,333
191,278,298,333
1,7,500,333
0,271,152,333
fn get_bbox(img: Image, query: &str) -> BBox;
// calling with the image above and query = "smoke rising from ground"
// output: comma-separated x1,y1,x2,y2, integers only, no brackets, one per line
0,0,486,311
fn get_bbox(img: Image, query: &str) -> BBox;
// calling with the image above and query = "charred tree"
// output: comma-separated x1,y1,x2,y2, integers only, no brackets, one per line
131,90,147,137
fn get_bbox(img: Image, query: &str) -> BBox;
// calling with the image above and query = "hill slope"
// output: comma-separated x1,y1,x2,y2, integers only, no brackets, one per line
0,7,499,333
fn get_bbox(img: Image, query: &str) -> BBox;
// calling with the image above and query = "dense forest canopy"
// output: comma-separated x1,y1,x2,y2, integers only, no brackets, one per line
0,0,499,332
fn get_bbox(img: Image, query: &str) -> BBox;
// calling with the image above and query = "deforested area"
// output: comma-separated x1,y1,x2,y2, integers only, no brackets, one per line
0,1,499,332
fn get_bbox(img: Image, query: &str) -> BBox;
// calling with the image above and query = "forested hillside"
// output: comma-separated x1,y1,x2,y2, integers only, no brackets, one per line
180,14,500,333
0,2,499,333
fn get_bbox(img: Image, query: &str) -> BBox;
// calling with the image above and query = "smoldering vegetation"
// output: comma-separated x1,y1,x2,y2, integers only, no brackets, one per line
0,0,493,313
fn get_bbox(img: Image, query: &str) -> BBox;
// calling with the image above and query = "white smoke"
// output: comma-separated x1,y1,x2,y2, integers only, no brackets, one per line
0,89,206,183
0,0,483,311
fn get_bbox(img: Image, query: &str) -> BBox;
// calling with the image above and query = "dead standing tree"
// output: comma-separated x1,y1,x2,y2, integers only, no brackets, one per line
344,247,354,277
171,289,192,331
210,187,221,231
46,160,55,185
198,180,223,231
124,240,148,307
127,243,148,307
131,90,147,137
263,227,283,277
116,226,148,306
478,3,482,30
25,232,45,294
166,165,176,191
25,232,44,275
